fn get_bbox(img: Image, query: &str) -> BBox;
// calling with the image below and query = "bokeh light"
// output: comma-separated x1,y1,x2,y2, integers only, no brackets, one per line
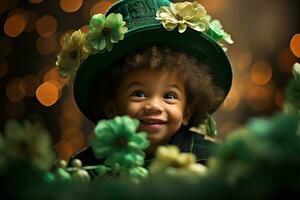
246,86,273,112
54,141,74,161
250,60,272,85
222,87,240,112
19,75,41,97
90,0,116,16
24,10,39,32
0,59,8,78
6,78,25,103
4,13,26,37
29,0,44,4
60,0,83,13
277,47,299,73
36,34,57,55
290,34,300,58
36,81,59,106
43,67,67,90
237,51,253,70
218,121,240,139
36,15,57,37
197,0,227,13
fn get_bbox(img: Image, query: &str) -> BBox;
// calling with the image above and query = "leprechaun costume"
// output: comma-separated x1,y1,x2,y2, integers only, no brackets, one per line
56,0,233,167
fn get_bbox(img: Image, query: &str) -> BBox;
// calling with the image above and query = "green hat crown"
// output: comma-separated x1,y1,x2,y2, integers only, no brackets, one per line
107,0,170,30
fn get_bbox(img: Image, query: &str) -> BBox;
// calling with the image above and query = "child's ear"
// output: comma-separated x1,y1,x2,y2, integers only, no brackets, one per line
183,105,193,126
104,102,117,119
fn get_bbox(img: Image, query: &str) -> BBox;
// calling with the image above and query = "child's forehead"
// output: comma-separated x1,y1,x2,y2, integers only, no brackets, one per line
122,67,183,79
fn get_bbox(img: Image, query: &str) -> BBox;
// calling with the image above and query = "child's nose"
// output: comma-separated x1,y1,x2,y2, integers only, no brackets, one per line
144,98,163,114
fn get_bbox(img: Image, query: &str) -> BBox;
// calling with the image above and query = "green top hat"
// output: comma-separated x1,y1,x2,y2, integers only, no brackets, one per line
56,0,233,123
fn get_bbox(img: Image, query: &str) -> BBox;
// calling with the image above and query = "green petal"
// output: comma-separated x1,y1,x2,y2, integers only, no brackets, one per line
122,116,139,133
293,63,300,81
106,13,123,26
86,32,107,52
98,37,107,51
92,146,112,158
223,33,234,44
89,14,105,33
128,133,149,150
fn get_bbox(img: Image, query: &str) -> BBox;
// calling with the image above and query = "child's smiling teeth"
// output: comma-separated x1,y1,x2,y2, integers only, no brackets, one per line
141,119,166,124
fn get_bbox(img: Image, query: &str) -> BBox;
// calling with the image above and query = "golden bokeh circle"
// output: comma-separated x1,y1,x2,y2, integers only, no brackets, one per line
43,67,67,89
60,0,83,13
250,60,272,85
290,34,300,58
19,75,41,97
24,10,39,32
36,81,59,106
4,13,26,37
36,34,57,55
6,78,25,103
237,51,253,70
36,15,57,37
90,0,117,16
246,86,272,112
221,87,240,112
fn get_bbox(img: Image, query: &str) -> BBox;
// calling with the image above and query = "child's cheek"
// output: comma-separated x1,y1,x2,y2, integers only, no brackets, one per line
121,102,141,117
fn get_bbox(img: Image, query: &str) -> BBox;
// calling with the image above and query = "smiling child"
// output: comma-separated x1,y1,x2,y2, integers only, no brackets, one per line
56,0,233,166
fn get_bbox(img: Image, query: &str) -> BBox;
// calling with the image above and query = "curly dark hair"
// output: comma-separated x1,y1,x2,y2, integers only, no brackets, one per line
89,46,224,127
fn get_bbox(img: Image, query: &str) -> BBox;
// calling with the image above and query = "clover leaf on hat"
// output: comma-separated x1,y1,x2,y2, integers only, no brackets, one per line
86,13,128,53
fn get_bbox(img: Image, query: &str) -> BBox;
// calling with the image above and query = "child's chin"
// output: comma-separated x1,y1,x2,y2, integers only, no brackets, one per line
147,134,167,145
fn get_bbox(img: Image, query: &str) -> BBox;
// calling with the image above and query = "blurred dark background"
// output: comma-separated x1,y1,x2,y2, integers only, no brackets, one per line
0,0,299,160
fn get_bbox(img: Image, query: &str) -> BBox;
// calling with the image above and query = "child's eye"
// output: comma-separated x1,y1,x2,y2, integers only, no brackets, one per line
164,92,177,100
131,90,145,98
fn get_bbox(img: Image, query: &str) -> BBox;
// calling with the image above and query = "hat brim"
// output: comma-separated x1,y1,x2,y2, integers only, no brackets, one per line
73,24,232,123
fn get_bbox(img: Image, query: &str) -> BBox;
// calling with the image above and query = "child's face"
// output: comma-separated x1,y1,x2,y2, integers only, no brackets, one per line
111,68,192,146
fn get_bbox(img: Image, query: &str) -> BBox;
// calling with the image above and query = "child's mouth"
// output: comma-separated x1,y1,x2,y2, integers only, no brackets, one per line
139,118,166,132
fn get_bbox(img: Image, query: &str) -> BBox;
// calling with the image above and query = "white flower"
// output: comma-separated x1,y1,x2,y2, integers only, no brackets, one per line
156,1,209,33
